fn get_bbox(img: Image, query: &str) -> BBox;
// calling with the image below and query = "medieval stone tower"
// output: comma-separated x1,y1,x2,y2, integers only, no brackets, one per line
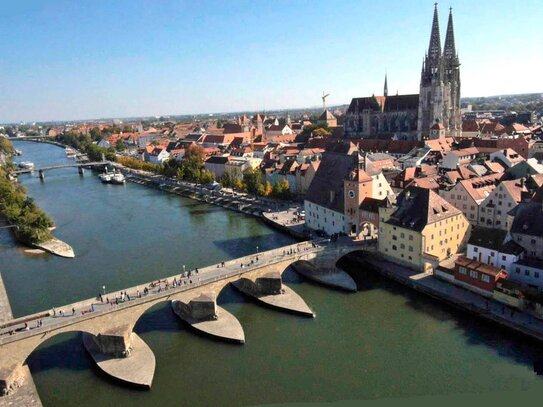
417,4,461,139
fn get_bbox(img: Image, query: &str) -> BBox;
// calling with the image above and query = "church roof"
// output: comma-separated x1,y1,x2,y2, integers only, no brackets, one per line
347,94,418,114
318,109,336,121
382,94,419,112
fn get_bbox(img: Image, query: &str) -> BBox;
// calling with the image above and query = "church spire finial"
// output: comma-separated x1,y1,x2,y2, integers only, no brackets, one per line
428,2,441,63
443,6,457,61
384,72,388,97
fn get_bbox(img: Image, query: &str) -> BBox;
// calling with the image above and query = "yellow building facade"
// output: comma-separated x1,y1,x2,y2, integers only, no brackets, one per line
378,187,470,271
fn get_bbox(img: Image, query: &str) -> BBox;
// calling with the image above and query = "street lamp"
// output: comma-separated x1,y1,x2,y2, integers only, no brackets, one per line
256,246,259,254
102,285,106,295
182,265,186,275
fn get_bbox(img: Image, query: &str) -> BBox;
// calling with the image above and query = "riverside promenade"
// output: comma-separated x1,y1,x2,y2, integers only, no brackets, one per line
0,274,42,406
362,253,543,343
115,165,294,221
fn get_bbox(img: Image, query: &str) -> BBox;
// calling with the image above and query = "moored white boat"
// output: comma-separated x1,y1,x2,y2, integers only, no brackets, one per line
18,161,34,170
111,172,126,184
98,172,112,183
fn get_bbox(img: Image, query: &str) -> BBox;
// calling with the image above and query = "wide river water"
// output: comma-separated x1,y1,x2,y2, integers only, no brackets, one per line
2,141,543,406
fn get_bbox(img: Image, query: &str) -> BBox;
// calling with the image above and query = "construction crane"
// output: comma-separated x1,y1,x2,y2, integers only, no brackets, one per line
321,91,330,110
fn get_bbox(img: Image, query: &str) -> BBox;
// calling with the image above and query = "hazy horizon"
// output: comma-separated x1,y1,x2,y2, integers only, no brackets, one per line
2,0,542,123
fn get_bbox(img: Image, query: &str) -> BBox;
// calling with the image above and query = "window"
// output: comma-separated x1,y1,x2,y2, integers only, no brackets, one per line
401,233,405,238
474,247,479,253
532,239,537,245
470,270,478,279
525,270,530,276
409,246,414,252
392,235,397,241
459,267,467,275
400,243,405,249
392,245,397,251
536,272,540,279
409,235,413,241
481,275,490,283
502,255,506,261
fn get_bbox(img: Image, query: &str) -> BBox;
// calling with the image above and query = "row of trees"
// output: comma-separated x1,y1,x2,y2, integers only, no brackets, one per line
159,145,214,184
0,140,53,244
220,167,292,199
56,131,116,162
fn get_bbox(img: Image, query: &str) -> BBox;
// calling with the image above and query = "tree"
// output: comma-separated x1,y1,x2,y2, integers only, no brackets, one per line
312,127,332,138
233,178,245,191
272,179,291,200
115,139,126,152
243,168,263,195
90,127,102,141
198,169,215,184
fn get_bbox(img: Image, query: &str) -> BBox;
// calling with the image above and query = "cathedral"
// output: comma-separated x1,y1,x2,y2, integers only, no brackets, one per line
344,4,461,141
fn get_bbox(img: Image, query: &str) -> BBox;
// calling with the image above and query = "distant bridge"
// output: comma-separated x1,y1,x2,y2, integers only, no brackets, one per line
14,161,110,177
7,136,52,140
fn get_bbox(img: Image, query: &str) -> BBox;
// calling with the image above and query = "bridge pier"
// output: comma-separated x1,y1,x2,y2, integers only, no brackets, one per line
232,272,315,317
38,169,45,181
0,363,24,397
82,325,156,388
171,294,245,343
78,167,84,176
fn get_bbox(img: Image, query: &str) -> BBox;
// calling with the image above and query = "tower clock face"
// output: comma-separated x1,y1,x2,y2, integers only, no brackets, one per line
348,190,355,199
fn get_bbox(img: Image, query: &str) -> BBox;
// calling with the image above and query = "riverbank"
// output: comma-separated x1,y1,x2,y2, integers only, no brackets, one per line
115,165,307,240
0,273,42,406
352,251,543,343
4,140,75,259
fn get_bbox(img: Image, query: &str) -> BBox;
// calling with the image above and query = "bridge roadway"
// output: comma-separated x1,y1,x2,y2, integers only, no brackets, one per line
0,240,325,345
14,161,110,174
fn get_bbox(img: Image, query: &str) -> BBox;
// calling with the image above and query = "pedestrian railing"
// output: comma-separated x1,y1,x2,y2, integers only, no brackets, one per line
0,241,327,345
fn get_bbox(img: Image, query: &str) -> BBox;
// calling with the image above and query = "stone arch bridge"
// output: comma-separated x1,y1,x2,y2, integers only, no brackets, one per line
0,240,375,395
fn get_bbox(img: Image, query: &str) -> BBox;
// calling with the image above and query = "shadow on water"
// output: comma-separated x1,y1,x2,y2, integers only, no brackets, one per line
281,266,304,285
26,332,92,374
133,302,185,335
216,283,247,306
338,252,543,376
189,207,226,216
213,234,294,258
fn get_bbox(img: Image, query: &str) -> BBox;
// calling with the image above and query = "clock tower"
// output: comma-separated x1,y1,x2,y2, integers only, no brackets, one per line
344,154,373,237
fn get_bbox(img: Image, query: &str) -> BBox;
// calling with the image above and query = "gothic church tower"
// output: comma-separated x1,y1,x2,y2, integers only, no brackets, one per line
417,4,461,139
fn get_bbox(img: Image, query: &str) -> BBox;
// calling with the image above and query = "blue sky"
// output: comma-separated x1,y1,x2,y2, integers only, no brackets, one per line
1,0,542,123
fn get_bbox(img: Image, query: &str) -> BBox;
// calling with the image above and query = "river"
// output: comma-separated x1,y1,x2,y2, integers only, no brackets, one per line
2,140,543,406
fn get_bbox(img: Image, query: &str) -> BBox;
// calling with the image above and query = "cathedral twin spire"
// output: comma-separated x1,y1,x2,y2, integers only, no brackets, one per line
418,3,461,138
422,4,458,83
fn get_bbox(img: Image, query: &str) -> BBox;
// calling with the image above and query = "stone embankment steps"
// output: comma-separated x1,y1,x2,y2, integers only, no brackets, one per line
0,273,42,407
